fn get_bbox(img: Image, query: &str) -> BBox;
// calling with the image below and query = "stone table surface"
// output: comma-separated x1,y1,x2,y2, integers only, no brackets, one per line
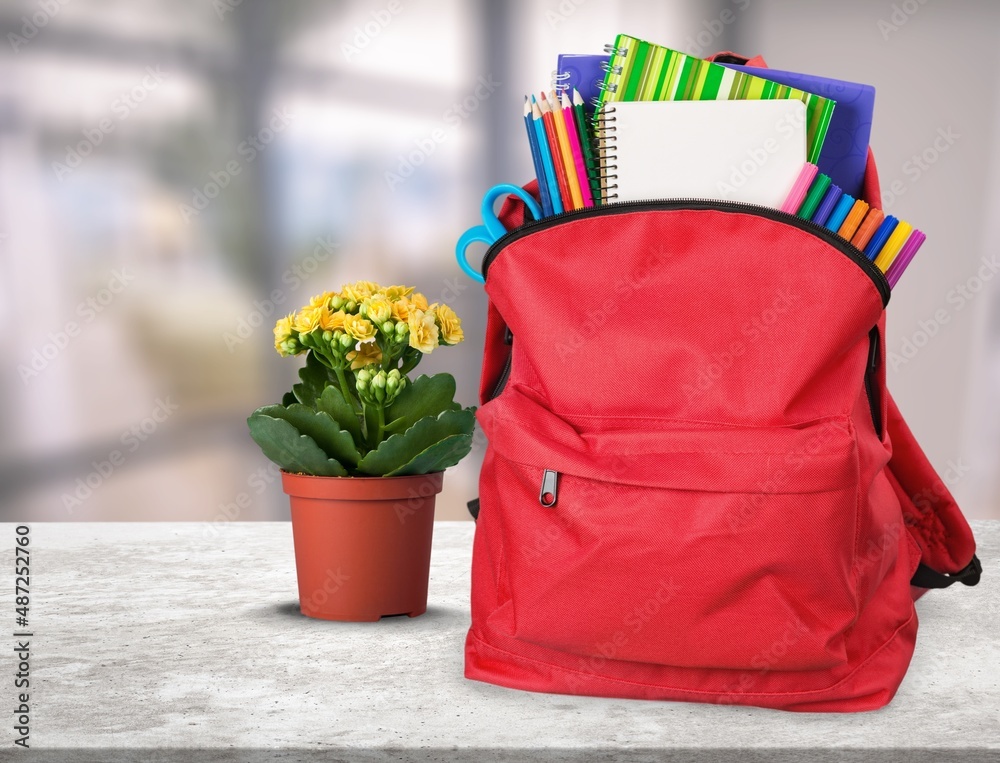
2,521,997,763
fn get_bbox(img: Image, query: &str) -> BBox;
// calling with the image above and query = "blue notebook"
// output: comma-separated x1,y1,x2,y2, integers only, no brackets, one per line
553,54,608,111
723,64,876,199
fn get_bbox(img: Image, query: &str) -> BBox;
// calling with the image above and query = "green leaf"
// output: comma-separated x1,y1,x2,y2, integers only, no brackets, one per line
248,412,347,477
315,386,363,445
281,390,297,407
385,433,474,477
292,352,334,407
383,374,458,434
356,408,476,476
257,404,361,467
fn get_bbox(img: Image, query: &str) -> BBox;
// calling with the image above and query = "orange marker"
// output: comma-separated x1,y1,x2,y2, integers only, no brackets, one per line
851,208,885,251
837,199,869,241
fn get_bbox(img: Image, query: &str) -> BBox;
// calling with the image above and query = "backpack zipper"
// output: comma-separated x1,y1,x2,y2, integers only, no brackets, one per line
481,198,891,306
864,327,883,437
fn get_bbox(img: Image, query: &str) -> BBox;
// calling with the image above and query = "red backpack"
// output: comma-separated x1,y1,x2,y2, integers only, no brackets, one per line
464,60,980,711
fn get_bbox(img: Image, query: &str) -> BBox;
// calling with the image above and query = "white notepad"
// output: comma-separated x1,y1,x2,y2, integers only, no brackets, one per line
596,99,808,207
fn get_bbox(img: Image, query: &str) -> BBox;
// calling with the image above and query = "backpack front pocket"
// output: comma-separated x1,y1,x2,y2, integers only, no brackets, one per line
483,392,861,672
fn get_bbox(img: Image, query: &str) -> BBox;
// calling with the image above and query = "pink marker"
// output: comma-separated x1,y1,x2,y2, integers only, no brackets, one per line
884,230,926,288
780,163,819,215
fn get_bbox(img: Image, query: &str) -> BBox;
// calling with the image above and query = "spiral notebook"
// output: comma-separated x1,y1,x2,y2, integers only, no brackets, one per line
593,100,807,206
598,34,835,164
553,53,607,111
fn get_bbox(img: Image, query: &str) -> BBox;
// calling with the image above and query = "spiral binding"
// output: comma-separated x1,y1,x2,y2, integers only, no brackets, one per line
592,106,618,204
552,69,570,93
603,43,628,56
600,61,623,75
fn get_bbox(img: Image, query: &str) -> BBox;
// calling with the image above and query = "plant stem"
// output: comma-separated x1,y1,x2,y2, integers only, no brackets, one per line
376,405,385,445
334,366,361,413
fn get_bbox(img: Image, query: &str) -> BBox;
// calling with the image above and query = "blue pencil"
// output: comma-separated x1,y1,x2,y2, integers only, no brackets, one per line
825,193,855,233
531,96,563,215
864,215,899,260
524,97,553,217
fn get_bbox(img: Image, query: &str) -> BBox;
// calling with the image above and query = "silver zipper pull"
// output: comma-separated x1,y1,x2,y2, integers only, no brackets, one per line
539,469,559,508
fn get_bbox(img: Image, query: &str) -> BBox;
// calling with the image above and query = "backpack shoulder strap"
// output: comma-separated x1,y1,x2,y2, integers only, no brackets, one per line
884,390,981,589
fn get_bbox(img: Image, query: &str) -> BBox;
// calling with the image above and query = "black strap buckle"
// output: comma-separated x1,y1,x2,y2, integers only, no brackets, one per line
911,554,982,589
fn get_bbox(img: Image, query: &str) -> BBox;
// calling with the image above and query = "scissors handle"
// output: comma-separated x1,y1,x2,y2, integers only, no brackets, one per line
455,225,491,284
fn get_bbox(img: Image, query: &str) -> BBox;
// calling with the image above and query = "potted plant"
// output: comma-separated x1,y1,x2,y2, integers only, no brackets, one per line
248,281,475,622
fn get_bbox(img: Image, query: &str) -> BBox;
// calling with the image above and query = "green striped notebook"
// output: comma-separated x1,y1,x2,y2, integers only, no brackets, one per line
597,34,835,164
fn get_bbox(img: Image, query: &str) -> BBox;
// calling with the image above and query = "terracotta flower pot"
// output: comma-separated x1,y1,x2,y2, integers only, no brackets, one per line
281,471,443,622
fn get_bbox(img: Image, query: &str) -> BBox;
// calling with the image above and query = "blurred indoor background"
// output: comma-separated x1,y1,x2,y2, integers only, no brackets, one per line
1,0,997,522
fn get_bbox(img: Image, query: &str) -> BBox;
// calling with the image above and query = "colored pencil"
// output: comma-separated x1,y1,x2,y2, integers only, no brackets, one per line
837,199,869,240
561,92,593,207
524,97,553,216
850,208,885,251
531,97,563,215
572,89,602,203
539,93,572,211
546,91,583,210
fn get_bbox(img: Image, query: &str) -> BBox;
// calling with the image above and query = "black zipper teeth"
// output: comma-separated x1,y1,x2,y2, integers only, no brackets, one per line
481,199,891,306
490,355,512,400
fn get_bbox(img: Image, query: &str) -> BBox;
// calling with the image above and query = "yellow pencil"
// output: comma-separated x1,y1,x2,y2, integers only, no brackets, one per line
544,91,583,210
874,220,913,272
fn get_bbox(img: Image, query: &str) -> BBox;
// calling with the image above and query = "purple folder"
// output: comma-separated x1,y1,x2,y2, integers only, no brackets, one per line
554,54,608,111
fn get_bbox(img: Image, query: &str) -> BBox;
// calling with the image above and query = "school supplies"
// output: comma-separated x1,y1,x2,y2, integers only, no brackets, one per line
722,64,875,198
598,34,836,163
811,183,843,227
560,92,593,207
572,89,602,203
548,91,584,209
539,94,573,209
531,97,563,215
884,230,926,287
524,98,553,217
780,163,819,214
838,199,869,240
851,209,885,251
593,99,807,206
874,220,913,271
825,194,856,232
797,173,832,220
553,54,607,110
455,184,543,283
864,216,899,260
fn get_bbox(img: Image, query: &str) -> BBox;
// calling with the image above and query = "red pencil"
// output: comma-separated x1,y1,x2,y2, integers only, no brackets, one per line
539,93,571,210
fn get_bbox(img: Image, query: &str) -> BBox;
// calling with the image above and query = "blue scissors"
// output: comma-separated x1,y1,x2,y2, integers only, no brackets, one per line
456,184,543,284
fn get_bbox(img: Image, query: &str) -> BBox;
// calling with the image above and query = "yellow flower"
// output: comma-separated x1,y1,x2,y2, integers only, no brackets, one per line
342,280,380,303
273,313,296,356
409,292,429,311
319,308,347,332
434,303,464,345
293,306,323,334
364,296,393,325
343,314,377,343
309,291,335,309
391,297,413,322
382,284,415,301
408,309,440,354
346,342,382,370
